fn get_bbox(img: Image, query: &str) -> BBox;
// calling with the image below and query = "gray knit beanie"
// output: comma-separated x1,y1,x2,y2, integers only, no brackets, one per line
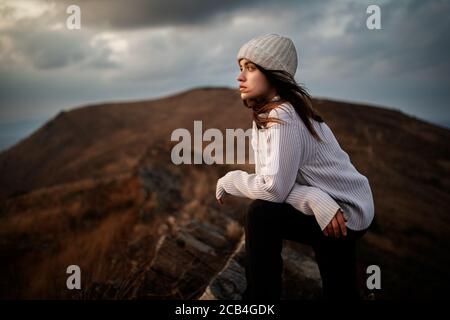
237,33,298,78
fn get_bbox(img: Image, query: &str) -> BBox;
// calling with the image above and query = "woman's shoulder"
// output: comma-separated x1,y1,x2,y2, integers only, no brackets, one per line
267,102,298,124
267,102,328,141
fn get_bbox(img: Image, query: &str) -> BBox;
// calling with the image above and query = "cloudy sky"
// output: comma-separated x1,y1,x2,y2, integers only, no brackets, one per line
0,0,449,151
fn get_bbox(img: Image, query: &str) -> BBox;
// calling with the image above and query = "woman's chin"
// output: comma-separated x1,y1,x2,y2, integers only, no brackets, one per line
240,92,253,100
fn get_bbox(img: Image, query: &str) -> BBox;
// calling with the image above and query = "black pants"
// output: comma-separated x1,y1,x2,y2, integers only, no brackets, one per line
242,199,369,301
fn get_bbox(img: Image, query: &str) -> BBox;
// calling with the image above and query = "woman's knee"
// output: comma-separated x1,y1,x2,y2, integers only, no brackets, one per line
245,199,279,226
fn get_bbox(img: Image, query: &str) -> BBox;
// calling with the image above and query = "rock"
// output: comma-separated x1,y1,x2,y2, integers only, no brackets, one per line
133,218,239,299
199,237,247,300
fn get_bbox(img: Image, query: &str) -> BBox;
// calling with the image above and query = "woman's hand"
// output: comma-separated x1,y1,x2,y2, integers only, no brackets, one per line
323,208,347,238
216,178,225,206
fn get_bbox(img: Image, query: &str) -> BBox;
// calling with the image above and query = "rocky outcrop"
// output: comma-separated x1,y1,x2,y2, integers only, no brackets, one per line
132,217,241,299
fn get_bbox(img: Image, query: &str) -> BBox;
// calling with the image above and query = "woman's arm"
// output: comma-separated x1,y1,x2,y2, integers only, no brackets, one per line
216,105,306,203
284,183,344,231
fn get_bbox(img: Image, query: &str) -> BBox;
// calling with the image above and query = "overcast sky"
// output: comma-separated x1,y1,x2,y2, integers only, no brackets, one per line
0,0,449,151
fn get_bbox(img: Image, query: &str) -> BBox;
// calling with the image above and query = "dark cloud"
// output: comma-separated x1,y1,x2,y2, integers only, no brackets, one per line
56,0,302,30
0,18,129,70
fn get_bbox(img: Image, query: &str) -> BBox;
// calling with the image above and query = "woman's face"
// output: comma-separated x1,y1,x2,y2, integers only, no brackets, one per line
236,58,274,100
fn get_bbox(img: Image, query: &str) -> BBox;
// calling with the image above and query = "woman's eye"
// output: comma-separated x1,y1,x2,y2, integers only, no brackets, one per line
239,66,254,71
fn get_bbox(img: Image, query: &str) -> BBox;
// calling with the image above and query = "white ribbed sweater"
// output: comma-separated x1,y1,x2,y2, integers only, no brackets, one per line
215,98,375,231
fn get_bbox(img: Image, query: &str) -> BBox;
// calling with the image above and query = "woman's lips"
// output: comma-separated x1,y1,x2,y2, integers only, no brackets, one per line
239,86,247,91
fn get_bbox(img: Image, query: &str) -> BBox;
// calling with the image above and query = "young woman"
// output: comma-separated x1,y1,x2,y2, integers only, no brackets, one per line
215,33,375,300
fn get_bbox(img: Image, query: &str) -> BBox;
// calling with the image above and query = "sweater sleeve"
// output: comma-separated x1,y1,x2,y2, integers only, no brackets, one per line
215,105,305,203
285,183,343,231
251,120,260,174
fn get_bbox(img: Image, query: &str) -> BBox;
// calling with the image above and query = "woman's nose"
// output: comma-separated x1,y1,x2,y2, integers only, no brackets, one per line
236,71,245,82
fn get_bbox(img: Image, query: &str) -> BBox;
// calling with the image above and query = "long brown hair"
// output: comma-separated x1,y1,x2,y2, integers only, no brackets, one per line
242,64,324,142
